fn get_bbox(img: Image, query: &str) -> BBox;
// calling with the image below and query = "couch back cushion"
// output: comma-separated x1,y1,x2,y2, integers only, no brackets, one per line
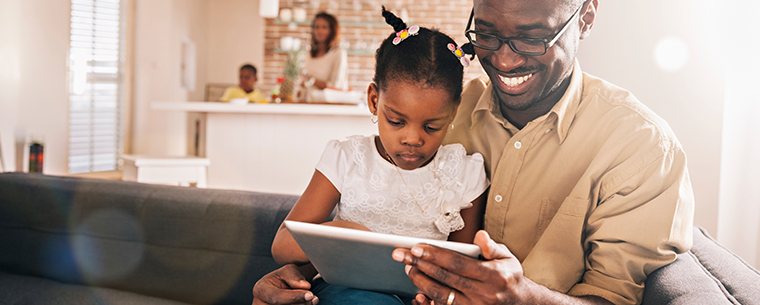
642,226,760,305
0,172,299,305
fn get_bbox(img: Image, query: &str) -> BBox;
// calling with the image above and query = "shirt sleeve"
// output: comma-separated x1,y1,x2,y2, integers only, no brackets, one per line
315,139,347,193
219,87,234,102
567,139,694,305
461,152,490,203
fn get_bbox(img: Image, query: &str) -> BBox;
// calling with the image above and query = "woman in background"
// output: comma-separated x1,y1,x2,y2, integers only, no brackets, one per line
298,12,348,102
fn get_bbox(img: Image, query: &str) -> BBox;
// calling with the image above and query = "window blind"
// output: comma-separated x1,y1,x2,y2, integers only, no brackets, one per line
68,0,123,174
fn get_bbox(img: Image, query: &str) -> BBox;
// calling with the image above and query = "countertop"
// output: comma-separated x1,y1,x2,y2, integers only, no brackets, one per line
152,101,370,116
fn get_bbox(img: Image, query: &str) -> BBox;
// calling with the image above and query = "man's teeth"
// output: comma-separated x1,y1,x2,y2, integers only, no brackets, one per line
499,73,533,87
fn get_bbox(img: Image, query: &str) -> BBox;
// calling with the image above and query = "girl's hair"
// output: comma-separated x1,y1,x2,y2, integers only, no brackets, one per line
374,7,471,103
310,12,340,58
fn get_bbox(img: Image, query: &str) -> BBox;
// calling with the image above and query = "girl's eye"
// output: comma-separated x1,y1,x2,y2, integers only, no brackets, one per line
425,125,442,132
387,119,402,126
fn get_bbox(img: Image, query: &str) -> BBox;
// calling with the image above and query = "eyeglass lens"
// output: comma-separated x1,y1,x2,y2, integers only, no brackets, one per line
467,32,546,55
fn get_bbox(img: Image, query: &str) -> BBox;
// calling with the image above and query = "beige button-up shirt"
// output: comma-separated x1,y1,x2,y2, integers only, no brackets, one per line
444,61,694,305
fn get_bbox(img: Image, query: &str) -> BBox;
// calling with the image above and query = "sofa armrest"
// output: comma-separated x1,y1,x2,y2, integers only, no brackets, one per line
642,226,760,305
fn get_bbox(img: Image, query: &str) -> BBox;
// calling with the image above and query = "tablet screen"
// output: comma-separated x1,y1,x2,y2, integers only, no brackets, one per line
284,220,481,297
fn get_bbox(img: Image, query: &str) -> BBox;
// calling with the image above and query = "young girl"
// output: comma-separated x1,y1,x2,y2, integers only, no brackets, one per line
271,7,486,304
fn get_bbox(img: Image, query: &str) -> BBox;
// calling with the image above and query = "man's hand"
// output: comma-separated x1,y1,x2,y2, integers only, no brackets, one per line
393,230,531,305
252,264,318,305
392,231,612,305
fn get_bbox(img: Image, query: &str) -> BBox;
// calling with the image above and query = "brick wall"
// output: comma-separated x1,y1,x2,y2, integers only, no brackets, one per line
261,0,482,98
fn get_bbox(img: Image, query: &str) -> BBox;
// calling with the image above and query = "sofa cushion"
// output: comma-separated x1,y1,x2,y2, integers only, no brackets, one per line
0,271,191,305
0,173,299,305
642,226,760,305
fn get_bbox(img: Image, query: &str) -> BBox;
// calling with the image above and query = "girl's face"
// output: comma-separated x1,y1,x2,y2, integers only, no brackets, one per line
367,81,458,170
312,18,331,45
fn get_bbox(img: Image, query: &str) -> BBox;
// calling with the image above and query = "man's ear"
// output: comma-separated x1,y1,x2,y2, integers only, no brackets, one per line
367,83,379,115
579,0,598,40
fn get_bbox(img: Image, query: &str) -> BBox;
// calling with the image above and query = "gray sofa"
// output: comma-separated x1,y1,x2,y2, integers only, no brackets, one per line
0,173,758,305
0,172,296,304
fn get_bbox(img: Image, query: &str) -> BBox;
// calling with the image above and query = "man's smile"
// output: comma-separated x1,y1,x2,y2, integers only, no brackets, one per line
483,58,544,96
499,73,533,87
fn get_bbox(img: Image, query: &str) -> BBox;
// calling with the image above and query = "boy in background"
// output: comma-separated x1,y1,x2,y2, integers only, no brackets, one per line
220,64,266,103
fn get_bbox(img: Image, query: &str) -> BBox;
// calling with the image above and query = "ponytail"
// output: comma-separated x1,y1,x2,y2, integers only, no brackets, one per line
381,6,407,32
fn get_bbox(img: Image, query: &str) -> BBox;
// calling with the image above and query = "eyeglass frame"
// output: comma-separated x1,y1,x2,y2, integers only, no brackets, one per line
464,1,586,56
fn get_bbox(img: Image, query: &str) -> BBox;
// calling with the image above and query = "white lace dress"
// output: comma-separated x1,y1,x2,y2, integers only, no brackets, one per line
316,135,490,240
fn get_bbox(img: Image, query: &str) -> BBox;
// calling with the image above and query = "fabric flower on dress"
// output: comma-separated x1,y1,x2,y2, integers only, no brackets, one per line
431,160,470,235
434,189,467,234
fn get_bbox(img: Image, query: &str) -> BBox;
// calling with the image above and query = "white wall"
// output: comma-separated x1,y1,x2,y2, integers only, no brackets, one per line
130,0,264,156
206,0,265,84
718,1,760,268
131,0,207,156
577,1,723,235
0,0,21,172
0,0,71,174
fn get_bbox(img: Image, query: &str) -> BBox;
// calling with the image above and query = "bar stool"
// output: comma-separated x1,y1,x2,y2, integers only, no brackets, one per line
121,155,210,188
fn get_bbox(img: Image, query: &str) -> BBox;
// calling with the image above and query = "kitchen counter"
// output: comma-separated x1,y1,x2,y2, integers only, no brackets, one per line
152,101,375,194
152,101,369,116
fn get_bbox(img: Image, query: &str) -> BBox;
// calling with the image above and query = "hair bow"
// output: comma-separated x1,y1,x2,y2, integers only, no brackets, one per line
447,43,470,67
392,25,420,45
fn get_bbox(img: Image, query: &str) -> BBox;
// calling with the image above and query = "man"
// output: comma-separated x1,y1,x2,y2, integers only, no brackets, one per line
220,63,266,103
252,0,694,304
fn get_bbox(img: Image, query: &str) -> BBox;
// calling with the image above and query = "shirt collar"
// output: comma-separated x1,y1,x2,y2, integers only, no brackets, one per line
470,60,584,143
471,78,519,131
551,60,583,143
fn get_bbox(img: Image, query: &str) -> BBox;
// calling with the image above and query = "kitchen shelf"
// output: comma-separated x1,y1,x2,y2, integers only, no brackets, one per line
274,47,375,56
272,19,402,28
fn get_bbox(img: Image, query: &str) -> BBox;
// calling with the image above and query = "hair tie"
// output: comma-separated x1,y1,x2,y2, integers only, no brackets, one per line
447,43,470,67
392,25,420,45
461,42,476,60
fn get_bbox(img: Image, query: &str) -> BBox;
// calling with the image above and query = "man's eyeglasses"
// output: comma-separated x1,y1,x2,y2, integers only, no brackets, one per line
464,2,585,56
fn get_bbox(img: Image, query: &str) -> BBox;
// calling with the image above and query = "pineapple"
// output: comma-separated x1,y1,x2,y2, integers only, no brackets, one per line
281,50,303,102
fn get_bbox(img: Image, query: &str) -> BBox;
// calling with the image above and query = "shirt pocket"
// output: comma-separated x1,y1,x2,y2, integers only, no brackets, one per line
524,196,589,293
535,199,556,243
535,197,589,242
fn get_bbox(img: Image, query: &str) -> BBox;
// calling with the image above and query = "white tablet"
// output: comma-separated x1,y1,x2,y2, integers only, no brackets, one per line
283,220,481,297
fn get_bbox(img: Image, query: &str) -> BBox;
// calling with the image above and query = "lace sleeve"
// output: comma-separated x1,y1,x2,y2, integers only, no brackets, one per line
461,152,490,203
432,145,490,235
315,139,348,192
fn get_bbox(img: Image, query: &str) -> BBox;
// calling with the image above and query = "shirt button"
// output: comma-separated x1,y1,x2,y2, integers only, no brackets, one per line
494,195,503,202
514,141,522,149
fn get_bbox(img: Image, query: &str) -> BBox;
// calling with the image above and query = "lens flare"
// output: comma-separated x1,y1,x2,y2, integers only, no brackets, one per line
654,36,690,72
